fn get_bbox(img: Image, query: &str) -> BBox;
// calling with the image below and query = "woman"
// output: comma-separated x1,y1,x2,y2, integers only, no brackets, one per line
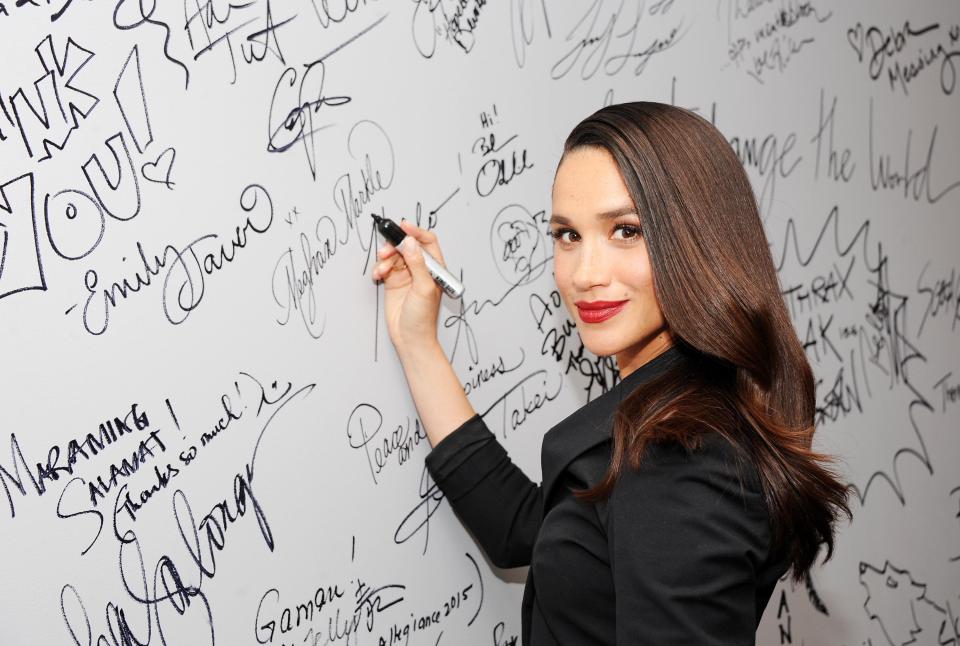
370,102,852,645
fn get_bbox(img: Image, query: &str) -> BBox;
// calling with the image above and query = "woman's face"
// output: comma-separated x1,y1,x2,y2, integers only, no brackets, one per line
550,146,674,378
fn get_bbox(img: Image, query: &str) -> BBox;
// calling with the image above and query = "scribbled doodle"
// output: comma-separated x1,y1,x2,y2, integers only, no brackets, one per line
411,0,482,59
183,0,297,83
774,205,939,505
308,0,377,30
43,188,105,260
78,183,274,334
860,560,960,645
267,59,352,177
0,34,98,162
846,19,960,95
0,4,957,646
113,45,153,155
112,0,191,88
471,131,533,197
489,204,547,285
81,131,142,221
551,0,689,80
510,0,551,68
0,172,45,298
867,97,960,204
719,0,833,83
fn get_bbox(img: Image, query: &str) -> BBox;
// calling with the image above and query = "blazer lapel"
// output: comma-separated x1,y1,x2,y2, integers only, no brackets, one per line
539,344,685,508
540,400,613,511
540,387,620,508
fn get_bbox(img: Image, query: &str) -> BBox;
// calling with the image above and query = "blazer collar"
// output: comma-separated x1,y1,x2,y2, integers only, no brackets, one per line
540,344,684,507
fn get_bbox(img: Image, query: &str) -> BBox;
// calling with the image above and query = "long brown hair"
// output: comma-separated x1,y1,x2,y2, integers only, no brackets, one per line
564,102,852,582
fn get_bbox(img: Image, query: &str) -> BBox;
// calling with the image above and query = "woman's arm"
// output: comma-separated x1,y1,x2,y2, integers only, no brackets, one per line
395,339,476,449
372,222,476,447
424,413,543,568
397,340,543,568
373,221,543,567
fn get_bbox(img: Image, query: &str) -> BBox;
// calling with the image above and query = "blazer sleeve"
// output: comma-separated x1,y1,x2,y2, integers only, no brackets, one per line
608,435,771,645
424,413,543,568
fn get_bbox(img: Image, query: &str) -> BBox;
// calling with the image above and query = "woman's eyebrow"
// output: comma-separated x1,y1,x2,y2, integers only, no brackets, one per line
549,205,637,226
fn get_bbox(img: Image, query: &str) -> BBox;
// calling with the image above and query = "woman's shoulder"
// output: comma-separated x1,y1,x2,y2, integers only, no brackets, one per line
545,378,634,440
610,430,766,516
605,430,773,569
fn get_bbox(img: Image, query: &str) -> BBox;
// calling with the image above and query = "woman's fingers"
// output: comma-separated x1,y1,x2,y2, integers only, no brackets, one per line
394,236,437,296
372,244,396,280
398,220,445,265
372,219,445,281
371,250,407,281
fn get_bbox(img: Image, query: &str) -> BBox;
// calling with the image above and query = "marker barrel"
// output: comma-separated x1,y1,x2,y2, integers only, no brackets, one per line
399,238,465,299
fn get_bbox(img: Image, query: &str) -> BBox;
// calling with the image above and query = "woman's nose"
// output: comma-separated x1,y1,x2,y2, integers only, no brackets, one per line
571,241,611,291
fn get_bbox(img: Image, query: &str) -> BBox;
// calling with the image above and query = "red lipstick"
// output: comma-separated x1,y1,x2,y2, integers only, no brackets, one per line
575,300,628,323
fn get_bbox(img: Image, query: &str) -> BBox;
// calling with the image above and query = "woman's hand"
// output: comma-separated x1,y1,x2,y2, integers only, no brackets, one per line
370,220,477,448
371,220,448,357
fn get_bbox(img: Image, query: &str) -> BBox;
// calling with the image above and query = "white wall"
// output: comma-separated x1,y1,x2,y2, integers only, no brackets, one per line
0,0,957,644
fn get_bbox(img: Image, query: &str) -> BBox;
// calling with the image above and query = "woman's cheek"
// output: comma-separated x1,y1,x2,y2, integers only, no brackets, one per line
552,253,573,293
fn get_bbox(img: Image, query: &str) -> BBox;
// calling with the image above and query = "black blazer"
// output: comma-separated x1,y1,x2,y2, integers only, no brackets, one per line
425,346,790,644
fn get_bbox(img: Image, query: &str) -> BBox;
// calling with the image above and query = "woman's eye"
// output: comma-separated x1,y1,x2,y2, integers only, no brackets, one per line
550,228,578,244
551,225,640,244
613,224,641,240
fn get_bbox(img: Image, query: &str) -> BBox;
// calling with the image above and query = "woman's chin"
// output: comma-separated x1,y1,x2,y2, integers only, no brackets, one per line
578,337,620,360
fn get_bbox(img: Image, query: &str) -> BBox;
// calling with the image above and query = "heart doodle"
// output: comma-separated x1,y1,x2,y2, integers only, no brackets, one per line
846,22,865,62
141,147,176,189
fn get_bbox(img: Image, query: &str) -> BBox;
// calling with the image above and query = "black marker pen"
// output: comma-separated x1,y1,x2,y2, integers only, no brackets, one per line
371,214,465,299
